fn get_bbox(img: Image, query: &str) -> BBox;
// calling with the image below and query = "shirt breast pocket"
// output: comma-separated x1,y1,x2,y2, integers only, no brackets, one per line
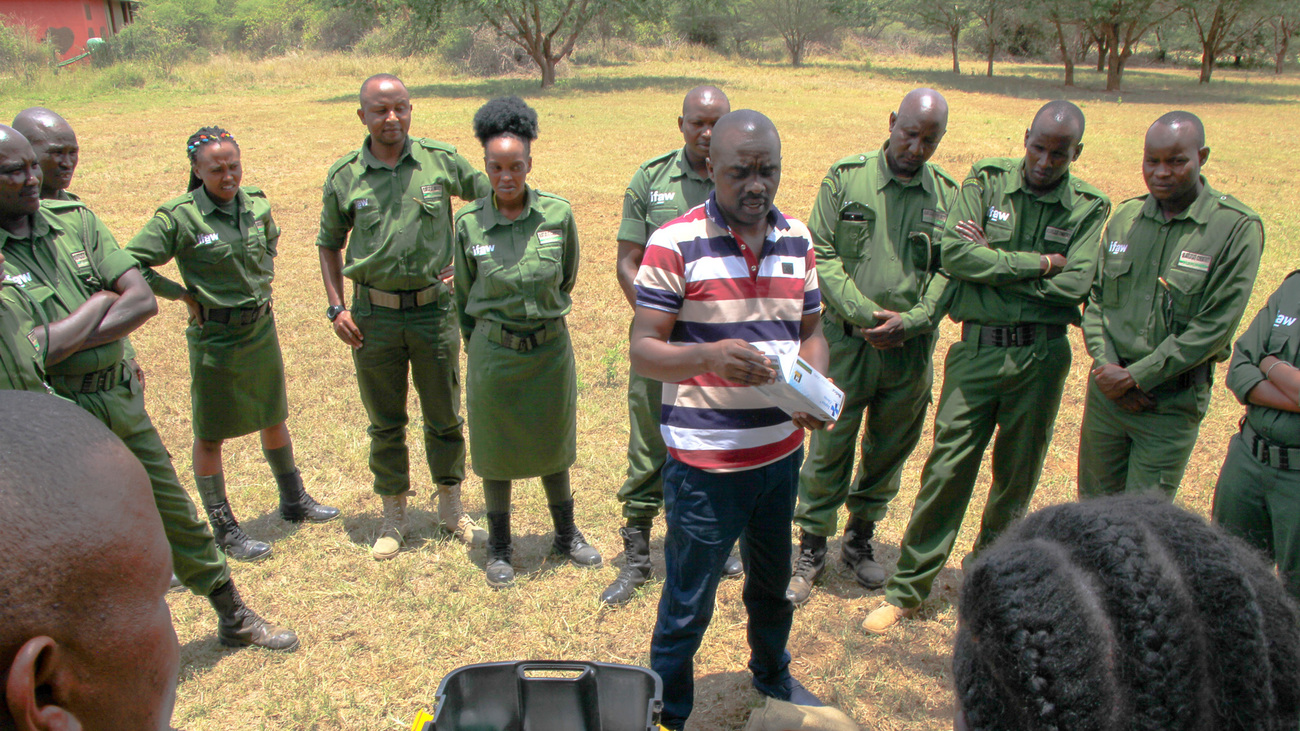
1167,267,1207,325
1101,258,1132,308
191,240,233,266
536,238,564,286
834,204,875,261
648,205,678,229
984,222,1014,250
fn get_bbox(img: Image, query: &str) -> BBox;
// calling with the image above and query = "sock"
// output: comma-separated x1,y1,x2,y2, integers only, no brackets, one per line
541,471,572,505
263,443,297,477
195,472,227,508
483,479,512,514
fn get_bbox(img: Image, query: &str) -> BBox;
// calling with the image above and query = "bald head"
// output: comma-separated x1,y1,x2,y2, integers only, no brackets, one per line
683,85,728,116
1030,100,1086,141
679,85,730,166
0,126,43,221
712,109,779,148
11,107,78,198
888,88,949,178
359,73,407,106
1150,110,1206,148
0,391,178,729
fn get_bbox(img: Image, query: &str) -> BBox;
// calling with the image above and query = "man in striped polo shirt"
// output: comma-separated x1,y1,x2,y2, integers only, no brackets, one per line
631,110,839,729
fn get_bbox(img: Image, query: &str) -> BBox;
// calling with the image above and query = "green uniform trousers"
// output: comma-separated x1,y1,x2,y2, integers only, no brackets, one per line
351,288,466,497
618,322,666,520
1212,432,1300,603
886,333,1071,609
54,370,229,596
794,323,934,537
1077,379,1210,498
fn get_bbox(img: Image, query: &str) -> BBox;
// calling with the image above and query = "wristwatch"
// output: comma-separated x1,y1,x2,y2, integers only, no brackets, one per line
326,304,346,321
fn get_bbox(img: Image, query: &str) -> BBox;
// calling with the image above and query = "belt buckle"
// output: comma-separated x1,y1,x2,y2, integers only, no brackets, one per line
990,328,1005,347
519,332,537,352
400,292,417,309
1282,448,1291,470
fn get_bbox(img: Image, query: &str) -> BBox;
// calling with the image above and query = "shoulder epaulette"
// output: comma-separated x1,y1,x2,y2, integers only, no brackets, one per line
454,199,485,221
972,157,1014,173
1214,192,1260,221
831,152,873,170
326,150,362,178
536,190,572,205
158,191,196,212
243,186,267,199
417,138,457,155
929,163,960,189
1069,177,1107,201
637,149,680,175
41,199,85,212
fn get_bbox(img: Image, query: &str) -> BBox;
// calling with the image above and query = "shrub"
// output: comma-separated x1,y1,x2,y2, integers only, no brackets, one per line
313,7,376,52
97,61,149,89
0,20,56,83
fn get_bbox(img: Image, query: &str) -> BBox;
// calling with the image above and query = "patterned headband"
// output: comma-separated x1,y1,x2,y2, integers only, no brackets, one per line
187,131,235,154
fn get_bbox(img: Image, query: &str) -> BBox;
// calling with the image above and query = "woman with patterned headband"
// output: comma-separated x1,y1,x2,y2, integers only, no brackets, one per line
124,126,340,562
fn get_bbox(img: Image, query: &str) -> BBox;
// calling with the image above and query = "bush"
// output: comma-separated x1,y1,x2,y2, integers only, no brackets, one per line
97,61,149,89
313,7,376,52
0,20,56,83
355,11,443,57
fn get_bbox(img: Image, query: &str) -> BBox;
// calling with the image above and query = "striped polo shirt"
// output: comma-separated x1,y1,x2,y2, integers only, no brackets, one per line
634,193,822,472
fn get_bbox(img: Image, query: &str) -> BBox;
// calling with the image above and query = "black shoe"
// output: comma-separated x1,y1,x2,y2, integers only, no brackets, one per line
548,499,602,567
722,553,744,579
842,516,887,590
205,501,272,562
207,579,298,651
485,511,515,589
752,674,825,707
785,530,827,606
599,525,652,605
276,470,341,523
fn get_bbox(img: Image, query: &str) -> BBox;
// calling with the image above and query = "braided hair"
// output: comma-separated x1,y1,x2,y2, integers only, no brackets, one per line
186,126,237,192
954,495,1300,731
471,96,538,152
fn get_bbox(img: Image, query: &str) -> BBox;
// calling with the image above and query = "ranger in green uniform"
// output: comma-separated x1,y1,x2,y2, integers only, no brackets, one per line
1078,112,1262,497
0,125,297,651
786,89,959,606
863,102,1110,634
454,96,601,589
317,74,491,559
1212,271,1300,602
127,127,340,563
602,85,735,605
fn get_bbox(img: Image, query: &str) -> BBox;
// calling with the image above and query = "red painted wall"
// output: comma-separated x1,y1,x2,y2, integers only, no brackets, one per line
0,0,115,60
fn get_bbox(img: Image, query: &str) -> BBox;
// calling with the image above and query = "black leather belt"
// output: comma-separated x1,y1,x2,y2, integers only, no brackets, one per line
204,300,271,326
961,322,1066,347
1117,359,1212,392
52,361,128,393
1242,421,1300,471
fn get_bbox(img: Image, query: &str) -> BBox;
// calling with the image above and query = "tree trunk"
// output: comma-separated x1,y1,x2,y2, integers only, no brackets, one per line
950,28,961,73
540,57,556,87
986,42,995,76
1096,39,1106,71
1105,24,1123,91
1054,18,1074,86
1277,31,1290,74
1199,50,1214,82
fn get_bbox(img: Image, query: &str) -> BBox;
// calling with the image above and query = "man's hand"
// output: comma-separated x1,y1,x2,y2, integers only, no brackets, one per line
332,310,364,349
1040,253,1068,277
180,292,204,325
954,220,987,247
1092,363,1137,400
792,412,831,431
1116,389,1156,413
704,339,777,386
863,310,905,349
439,264,455,292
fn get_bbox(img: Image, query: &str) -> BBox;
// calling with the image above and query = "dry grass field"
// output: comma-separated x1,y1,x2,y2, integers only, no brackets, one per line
4,49,1299,730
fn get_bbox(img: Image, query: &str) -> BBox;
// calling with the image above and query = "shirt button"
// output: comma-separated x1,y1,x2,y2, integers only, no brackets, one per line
750,265,757,272
1139,329,1146,335
1145,295,1151,301
740,244,746,250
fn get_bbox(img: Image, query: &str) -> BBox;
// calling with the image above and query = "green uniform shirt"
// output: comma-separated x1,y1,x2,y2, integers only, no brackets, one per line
125,186,280,308
1084,179,1264,392
0,201,137,376
453,188,579,339
1225,271,1298,446
617,147,713,245
941,157,1110,326
809,142,960,337
0,284,50,392
317,136,491,291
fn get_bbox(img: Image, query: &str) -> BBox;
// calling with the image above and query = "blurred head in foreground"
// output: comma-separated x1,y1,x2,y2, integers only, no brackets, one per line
953,494,1299,731
0,391,179,731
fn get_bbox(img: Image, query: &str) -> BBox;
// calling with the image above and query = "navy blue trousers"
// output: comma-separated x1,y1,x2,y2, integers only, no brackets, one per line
650,448,802,729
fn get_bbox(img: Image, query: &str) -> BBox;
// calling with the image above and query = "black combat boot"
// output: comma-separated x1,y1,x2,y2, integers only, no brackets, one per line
485,511,515,589
722,553,744,578
548,499,602,567
842,515,887,589
275,470,341,523
206,501,272,562
207,579,299,651
784,530,828,607
599,524,652,605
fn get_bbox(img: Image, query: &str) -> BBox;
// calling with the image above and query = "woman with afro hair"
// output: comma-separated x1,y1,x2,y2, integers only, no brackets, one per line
952,494,1299,731
452,96,601,588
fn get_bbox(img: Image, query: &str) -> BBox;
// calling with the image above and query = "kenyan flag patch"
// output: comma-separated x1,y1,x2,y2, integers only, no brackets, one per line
537,230,563,246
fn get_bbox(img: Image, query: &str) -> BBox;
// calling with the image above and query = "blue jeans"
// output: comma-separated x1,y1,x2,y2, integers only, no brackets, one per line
650,448,802,729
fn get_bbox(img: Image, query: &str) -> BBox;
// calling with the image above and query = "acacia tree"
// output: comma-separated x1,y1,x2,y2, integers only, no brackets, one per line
970,0,1006,76
1088,0,1177,90
748,0,840,66
1263,0,1300,72
1180,0,1265,82
889,0,972,72
1041,0,1089,85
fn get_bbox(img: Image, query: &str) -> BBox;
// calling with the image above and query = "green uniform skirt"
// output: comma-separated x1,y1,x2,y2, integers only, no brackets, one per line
466,323,576,480
185,311,288,441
